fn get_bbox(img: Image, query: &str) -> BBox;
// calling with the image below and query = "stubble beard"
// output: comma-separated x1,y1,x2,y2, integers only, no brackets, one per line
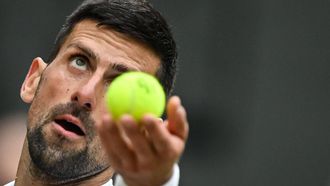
27,102,109,184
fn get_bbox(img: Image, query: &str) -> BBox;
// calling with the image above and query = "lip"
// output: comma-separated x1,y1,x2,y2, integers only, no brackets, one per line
52,122,84,140
52,114,86,138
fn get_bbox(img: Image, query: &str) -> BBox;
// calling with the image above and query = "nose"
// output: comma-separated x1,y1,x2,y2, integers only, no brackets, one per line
71,77,100,111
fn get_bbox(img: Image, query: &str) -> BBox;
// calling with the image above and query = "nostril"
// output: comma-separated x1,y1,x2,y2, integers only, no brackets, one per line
84,103,92,109
71,93,93,110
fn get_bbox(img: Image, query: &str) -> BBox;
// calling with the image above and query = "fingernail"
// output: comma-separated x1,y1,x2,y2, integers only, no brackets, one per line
172,95,181,105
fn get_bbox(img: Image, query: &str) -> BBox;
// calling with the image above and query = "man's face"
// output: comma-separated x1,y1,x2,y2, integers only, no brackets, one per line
25,19,160,182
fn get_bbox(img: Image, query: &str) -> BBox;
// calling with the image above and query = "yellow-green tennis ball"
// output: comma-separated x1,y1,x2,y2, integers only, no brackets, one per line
105,71,166,121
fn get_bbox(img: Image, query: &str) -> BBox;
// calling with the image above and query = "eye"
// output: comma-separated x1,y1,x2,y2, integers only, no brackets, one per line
69,56,88,71
104,74,120,89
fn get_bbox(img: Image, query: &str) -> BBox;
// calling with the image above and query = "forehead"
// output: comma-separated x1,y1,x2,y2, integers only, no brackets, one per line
58,19,161,73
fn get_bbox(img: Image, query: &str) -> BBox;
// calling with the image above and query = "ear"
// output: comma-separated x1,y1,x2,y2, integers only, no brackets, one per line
20,57,47,103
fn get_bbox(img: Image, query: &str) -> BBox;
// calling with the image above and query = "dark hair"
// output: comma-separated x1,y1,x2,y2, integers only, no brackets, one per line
48,0,177,96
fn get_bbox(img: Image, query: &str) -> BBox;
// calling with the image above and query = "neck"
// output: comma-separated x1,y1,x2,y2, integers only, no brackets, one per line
15,137,114,186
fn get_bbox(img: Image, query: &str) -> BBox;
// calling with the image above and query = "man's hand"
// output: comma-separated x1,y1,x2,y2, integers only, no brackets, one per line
96,96,189,186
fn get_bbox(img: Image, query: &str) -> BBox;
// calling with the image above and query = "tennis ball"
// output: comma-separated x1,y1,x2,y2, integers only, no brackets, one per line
105,71,166,121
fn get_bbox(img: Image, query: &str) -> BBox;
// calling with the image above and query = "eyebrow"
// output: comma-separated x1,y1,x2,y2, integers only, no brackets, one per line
103,63,134,81
111,63,129,73
67,43,99,62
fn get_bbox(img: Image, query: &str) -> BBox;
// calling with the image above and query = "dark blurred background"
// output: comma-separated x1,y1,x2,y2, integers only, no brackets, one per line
1,0,330,185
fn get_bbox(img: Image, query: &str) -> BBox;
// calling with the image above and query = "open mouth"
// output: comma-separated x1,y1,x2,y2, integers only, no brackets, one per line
54,119,85,136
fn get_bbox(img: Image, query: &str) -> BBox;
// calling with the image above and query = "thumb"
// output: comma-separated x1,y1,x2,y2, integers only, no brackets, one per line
166,96,189,140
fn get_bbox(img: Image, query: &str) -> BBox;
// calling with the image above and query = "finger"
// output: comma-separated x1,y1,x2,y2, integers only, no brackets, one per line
98,114,136,171
166,96,181,130
96,115,122,168
143,115,172,156
95,114,114,155
121,115,156,167
167,96,189,140
173,106,189,141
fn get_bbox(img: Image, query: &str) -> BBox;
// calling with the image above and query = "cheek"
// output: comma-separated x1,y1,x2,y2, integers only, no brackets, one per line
40,68,75,102
93,96,109,118
28,70,74,123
